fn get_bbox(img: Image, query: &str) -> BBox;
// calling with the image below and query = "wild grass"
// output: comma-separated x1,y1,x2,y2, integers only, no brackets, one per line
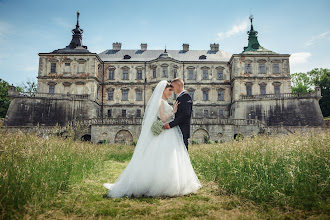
0,130,133,219
0,129,329,219
190,132,330,211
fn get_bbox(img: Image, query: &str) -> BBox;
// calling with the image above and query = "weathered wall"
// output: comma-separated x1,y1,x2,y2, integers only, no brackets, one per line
5,97,100,126
232,98,324,126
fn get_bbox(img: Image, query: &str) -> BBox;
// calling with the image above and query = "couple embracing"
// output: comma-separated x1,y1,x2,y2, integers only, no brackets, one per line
104,78,201,198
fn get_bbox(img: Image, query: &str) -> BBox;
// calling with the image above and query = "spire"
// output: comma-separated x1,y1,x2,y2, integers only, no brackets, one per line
241,15,276,54
51,11,90,54
67,11,86,49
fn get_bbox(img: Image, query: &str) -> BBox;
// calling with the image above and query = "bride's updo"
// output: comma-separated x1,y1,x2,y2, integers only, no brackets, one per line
165,82,173,89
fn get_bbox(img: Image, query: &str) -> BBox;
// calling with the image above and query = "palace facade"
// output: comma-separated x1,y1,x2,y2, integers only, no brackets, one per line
5,13,324,143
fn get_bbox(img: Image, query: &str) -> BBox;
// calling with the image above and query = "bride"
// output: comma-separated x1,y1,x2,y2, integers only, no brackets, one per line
104,80,201,198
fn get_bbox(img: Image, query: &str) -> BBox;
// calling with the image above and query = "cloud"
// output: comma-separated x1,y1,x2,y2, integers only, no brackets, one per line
0,21,12,40
217,20,249,40
305,31,330,46
290,52,311,64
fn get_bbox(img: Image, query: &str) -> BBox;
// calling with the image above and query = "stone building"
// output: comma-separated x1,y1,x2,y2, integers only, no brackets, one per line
5,13,324,143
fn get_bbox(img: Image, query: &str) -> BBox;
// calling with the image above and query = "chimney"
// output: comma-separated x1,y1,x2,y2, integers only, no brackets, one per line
141,43,147,51
112,42,122,50
210,43,219,52
182,43,189,51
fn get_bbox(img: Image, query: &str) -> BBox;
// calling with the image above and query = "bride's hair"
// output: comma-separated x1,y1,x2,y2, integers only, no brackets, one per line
165,82,173,89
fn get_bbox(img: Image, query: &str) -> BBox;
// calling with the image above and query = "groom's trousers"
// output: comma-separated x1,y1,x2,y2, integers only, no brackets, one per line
184,138,189,151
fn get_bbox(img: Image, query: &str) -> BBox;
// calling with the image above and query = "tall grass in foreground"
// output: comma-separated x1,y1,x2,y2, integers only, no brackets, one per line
0,131,133,219
190,131,330,211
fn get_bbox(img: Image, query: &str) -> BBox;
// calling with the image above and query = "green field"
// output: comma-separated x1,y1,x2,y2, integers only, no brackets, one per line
0,130,329,219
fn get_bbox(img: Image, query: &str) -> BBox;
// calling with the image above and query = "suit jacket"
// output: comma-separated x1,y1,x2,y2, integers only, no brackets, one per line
169,91,192,139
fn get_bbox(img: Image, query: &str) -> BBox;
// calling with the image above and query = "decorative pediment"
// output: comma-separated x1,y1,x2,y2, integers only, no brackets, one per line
244,82,253,86
62,58,73,63
135,66,144,70
47,81,57,86
107,65,116,70
62,82,72,87
186,66,195,70
201,87,210,91
244,59,253,64
48,58,59,63
201,66,210,70
75,81,86,85
121,66,130,70
271,59,281,63
257,59,267,63
259,82,267,86
106,87,114,91
172,64,179,69
77,58,87,63
272,81,282,86
215,66,225,70
160,63,169,67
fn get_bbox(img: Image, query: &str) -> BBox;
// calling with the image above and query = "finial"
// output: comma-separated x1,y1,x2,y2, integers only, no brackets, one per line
164,44,167,53
76,11,80,27
249,14,254,24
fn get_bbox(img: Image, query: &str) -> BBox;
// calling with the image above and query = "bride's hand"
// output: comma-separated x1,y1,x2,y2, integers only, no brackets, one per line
173,101,178,114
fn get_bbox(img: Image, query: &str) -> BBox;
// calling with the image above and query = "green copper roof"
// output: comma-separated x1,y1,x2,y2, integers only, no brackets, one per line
241,15,276,54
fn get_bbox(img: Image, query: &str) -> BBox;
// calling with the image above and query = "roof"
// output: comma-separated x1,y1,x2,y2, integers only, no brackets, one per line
98,49,232,62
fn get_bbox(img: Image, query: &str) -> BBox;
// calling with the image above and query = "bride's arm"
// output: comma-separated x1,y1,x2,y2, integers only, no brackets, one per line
158,101,174,123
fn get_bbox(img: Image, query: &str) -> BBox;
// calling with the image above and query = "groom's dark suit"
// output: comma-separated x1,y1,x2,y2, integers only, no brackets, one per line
169,91,192,151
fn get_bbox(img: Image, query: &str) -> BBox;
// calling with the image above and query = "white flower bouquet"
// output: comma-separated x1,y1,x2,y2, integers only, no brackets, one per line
151,119,163,136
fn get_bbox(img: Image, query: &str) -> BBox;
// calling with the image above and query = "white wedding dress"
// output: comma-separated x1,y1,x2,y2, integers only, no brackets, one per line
104,80,201,198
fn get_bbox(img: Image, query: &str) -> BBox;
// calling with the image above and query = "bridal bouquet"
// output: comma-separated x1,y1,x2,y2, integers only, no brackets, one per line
151,119,163,136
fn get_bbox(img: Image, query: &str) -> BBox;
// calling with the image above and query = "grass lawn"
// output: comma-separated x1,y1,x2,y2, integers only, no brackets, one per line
0,130,329,219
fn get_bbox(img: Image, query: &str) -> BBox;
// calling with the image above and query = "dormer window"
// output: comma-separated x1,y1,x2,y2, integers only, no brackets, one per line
199,55,207,60
123,55,131,59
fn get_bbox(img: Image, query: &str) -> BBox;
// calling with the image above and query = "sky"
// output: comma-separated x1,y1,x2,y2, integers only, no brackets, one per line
0,0,329,86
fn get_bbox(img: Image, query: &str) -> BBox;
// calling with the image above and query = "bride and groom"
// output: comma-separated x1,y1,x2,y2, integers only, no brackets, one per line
104,78,201,198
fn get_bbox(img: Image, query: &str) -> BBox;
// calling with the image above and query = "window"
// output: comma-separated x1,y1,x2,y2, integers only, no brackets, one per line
107,109,112,117
217,70,223,80
136,109,141,117
204,110,209,117
219,109,224,118
137,70,142,80
122,90,128,101
188,69,194,80
50,63,56,73
136,90,142,101
162,67,168,77
188,91,194,100
218,90,224,101
65,63,70,66
122,109,126,117
246,85,252,96
153,68,157,78
260,85,266,95
122,70,129,80
274,85,280,94
273,64,280,73
203,70,209,80
49,85,55,94
245,63,252,73
203,90,209,101
259,64,266,74
109,70,114,80
173,69,177,78
108,90,114,100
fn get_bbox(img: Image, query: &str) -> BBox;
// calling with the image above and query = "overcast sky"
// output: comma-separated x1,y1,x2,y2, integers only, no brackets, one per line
0,0,329,85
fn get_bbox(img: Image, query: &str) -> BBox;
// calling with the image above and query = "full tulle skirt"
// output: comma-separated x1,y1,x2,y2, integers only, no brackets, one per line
104,127,201,198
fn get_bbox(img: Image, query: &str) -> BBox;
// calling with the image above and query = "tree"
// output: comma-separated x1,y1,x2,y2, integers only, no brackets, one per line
0,78,10,118
309,68,330,117
291,68,330,117
20,78,37,93
291,72,313,93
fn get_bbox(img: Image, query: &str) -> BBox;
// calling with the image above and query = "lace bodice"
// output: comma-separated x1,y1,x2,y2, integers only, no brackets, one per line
157,99,174,124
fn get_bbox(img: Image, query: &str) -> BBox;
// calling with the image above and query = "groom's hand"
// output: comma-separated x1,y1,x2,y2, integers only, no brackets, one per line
163,123,170,130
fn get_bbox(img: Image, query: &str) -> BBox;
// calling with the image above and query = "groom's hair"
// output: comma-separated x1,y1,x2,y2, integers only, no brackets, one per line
171,78,184,86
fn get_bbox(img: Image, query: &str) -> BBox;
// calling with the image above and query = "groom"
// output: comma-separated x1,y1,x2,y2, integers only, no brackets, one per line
163,78,192,151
